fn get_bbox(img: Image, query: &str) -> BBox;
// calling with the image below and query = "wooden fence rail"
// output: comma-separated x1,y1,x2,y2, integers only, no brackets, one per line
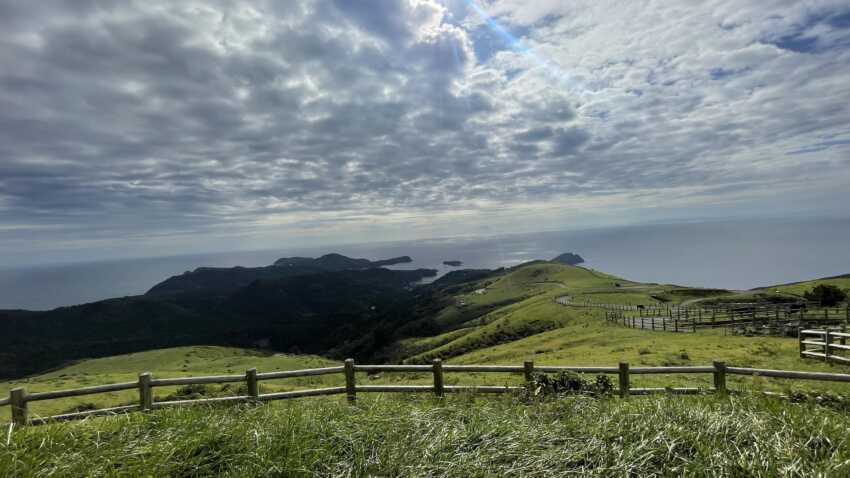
4,359,850,426
800,329,850,365
582,299,850,334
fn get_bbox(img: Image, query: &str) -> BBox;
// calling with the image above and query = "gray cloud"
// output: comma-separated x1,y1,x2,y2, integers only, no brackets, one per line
0,0,849,264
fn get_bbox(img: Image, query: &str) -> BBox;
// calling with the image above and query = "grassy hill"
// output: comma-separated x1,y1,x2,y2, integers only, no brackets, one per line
0,347,336,417
5,261,849,417
3,261,850,475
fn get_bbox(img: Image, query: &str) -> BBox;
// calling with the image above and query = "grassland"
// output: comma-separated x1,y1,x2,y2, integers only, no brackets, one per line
2,261,850,476
757,275,850,297
7,261,848,417
394,264,850,394
0,347,337,417
3,394,850,477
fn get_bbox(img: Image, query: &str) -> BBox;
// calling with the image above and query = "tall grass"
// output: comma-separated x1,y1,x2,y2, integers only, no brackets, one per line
3,393,849,477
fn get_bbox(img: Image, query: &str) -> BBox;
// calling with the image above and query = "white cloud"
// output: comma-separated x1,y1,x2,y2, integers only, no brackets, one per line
0,0,848,263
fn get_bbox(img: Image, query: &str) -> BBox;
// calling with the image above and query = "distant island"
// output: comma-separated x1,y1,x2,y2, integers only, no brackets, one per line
274,253,412,269
551,252,585,265
443,260,463,267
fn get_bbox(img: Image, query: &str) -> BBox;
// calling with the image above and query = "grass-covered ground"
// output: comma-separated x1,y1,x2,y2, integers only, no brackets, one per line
4,262,849,419
1,262,850,475
3,393,850,477
0,347,337,417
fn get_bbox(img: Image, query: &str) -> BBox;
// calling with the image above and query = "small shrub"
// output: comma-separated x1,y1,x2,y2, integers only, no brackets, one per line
61,402,99,414
523,371,613,400
638,348,652,355
164,384,211,401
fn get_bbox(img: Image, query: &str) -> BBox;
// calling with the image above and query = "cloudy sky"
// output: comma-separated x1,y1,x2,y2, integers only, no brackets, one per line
1,0,849,265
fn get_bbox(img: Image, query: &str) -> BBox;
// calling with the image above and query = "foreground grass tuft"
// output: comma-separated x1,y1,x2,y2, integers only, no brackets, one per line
3,394,850,477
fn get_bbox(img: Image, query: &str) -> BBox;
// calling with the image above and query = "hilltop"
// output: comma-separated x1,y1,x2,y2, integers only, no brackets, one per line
551,252,585,265
146,253,418,296
0,254,435,379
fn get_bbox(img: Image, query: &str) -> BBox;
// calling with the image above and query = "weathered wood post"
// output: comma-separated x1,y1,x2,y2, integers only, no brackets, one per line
618,362,630,398
824,331,831,363
433,359,445,397
713,361,727,395
246,368,259,399
798,328,805,358
10,387,27,426
344,358,356,404
523,361,535,382
138,372,153,411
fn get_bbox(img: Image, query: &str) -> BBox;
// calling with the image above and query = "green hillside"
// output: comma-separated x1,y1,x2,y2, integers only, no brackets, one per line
4,261,849,419
3,260,850,476
0,347,336,417
756,275,850,298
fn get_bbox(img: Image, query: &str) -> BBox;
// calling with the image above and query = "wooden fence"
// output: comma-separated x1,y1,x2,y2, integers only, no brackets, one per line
556,297,850,334
3,359,850,427
800,329,850,365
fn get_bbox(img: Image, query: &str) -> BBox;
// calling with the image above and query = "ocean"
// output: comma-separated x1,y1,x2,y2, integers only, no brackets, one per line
1,217,848,311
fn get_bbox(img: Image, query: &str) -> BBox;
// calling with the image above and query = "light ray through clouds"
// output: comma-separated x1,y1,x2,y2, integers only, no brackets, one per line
463,0,586,92
0,0,849,264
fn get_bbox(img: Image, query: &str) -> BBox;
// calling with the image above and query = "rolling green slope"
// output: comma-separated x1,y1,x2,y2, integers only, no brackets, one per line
757,276,850,297
0,347,336,417
4,261,849,417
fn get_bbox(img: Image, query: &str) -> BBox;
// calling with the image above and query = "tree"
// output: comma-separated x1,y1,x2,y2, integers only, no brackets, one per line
804,284,848,307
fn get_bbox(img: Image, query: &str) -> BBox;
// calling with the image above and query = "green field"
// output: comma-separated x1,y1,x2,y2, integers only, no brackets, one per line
3,394,850,477
3,261,850,475
757,276,850,298
0,347,338,417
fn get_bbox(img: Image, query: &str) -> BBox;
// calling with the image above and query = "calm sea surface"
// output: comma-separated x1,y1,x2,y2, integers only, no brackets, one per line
2,218,848,310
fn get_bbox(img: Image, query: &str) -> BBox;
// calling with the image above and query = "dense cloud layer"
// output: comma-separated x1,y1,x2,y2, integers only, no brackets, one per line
1,0,849,263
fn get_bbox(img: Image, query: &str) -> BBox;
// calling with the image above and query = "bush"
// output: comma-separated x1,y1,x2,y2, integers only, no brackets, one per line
523,371,613,399
164,384,212,401
804,285,848,307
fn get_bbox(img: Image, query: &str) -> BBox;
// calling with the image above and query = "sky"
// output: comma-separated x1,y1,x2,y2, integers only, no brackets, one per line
1,0,849,266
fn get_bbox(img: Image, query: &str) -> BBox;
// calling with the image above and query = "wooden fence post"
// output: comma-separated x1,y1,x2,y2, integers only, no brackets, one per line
433,359,444,397
344,358,356,404
618,362,630,398
10,387,27,426
713,361,727,395
139,373,153,411
246,368,259,399
523,361,534,382
824,331,831,363
798,328,804,358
